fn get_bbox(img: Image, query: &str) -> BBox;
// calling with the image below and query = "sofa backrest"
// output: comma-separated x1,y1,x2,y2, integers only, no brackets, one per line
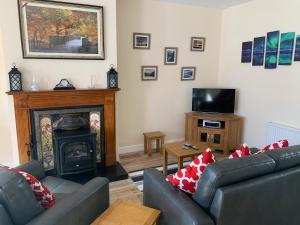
265,145,300,171
209,165,300,225
192,154,276,209
0,168,44,225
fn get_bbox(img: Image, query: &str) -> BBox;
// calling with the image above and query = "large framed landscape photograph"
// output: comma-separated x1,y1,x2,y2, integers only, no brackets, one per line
18,0,105,59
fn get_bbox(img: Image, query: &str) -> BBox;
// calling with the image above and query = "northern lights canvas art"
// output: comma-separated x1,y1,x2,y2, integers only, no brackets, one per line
252,37,265,66
294,35,300,61
241,41,253,63
265,31,280,69
279,32,295,65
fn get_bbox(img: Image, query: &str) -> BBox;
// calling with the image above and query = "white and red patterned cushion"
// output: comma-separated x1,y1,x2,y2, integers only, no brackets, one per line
166,149,215,194
254,139,289,155
0,165,55,209
228,144,251,159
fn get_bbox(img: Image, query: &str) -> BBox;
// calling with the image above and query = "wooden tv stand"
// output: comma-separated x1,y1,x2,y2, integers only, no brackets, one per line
185,112,243,155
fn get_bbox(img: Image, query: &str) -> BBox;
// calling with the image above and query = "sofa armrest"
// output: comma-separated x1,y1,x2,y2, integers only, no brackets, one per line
27,177,109,225
143,169,215,225
16,160,46,180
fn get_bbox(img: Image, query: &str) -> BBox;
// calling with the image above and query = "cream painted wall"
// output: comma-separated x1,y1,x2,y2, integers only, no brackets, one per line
0,28,15,166
218,0,300,148
117,0,222,152
0,0,117,165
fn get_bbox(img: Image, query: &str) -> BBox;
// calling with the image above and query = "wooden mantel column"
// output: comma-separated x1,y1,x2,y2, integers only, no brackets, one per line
6,89,120,166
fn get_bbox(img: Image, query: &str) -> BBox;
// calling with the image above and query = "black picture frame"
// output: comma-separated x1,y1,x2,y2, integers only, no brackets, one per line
18,0,105,60
191,37,205,52
141,66,158,81
133,33,151,49
181,67,196,81
164,47,178,65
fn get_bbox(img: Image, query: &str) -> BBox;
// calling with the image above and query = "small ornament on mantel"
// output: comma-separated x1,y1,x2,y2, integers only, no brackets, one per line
107,64,118,89
53,79,75,90
8,63,22,92
31,77,39,91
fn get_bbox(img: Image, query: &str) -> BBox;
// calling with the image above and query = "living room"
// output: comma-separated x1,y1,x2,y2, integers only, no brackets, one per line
1,0,300,224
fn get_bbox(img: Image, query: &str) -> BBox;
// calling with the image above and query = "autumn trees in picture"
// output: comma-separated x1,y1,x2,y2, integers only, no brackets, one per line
19,0,104,59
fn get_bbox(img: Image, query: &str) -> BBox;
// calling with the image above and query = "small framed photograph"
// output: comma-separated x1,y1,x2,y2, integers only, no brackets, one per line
164,47,178,65
133,33,151,49
141,66,158,81
191,37,206,52
181,67,196,81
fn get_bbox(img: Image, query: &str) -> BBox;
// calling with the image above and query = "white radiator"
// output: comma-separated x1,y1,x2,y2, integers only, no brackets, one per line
267,122,300,146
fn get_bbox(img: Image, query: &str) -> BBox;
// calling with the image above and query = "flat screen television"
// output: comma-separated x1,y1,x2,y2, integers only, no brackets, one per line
192,88,236,114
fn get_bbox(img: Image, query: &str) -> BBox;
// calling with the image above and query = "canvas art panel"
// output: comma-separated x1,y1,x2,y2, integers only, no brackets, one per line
18,0,105,59
294,35,300,61
141,66,158,81
164,47,178,65
191,37,205,51
265,31,280,69
181,67,196,81
241,41,253,63
279,32,295,65
133,33,151,49
252,36,265,66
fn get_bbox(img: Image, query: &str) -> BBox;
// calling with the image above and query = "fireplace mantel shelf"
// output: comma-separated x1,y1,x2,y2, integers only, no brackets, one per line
6,88,120,95
7,88,120,165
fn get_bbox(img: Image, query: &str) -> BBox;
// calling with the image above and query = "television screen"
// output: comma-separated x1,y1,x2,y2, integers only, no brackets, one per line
192,88,236,113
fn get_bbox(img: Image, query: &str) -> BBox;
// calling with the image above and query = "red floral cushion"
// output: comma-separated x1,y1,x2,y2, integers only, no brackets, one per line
229,144,251,159
254,139,289,155
0,165,55,209
166,149,215,194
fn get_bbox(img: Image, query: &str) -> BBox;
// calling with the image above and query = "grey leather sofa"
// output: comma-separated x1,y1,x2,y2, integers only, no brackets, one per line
144,145,300,225
0,160,109,225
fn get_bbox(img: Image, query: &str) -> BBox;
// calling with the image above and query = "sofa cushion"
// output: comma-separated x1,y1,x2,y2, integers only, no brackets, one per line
41,176,82,194
0,168,44,225
192,154,276,209
166,149,215,194
265,145,300,171
0,165,55,209
228,144,251,159
254,139,289,155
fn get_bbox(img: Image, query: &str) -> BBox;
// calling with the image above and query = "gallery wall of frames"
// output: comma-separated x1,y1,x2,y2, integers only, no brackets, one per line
132,32,205,81
241,31,300,69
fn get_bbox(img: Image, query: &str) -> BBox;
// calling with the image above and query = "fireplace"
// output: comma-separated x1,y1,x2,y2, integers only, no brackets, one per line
7,89,119,169
30,106,104,174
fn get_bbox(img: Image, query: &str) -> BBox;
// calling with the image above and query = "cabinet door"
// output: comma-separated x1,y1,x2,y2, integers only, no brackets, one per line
197,128,211,148
210,129,225,149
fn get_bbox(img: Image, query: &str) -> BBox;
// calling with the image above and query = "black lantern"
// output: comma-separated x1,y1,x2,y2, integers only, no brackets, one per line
9,63,22,92
107,65,118,89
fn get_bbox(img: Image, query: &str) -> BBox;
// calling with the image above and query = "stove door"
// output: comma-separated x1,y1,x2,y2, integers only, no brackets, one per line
60,140,95,174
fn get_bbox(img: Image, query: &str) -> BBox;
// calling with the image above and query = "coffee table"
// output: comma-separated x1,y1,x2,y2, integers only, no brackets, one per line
163,142,204,176
91,200,160,225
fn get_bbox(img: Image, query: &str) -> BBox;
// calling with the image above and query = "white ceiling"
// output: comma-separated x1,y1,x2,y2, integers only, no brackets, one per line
159,0,254,9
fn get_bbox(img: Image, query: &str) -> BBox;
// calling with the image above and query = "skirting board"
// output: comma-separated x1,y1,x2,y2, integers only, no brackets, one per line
118,138,185,155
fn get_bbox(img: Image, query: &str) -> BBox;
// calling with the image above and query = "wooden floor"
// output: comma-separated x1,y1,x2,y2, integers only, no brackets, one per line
120,150,228,173
109,179,142,204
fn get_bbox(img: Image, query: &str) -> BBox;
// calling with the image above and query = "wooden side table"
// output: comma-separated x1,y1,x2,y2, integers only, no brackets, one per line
92,200,160,225
163,142,204,176
143,131,165,156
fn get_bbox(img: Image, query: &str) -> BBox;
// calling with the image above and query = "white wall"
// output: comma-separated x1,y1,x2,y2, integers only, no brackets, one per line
117,0,222,153
218,0,300,148
0,0,117,165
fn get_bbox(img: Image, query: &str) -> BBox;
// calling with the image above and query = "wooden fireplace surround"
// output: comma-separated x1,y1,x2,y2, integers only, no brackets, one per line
6,89,120,166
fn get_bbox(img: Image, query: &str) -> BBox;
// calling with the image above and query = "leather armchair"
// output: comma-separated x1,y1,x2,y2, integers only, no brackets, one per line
0,160,109,225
